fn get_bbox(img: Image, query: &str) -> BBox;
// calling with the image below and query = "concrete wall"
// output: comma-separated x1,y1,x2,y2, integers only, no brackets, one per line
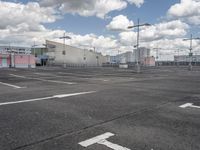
46,40,107,67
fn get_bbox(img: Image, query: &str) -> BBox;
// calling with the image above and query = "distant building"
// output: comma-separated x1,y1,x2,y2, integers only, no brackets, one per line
0,45,31,54
144,56,156,66
134,47,151,65
110,51,135,64
31,47,48,66
0,45,35,68
174,55,200,62
108,48,155,67
46,40,107,67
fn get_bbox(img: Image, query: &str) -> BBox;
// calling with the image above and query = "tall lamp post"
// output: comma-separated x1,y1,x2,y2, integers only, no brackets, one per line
59,33,71,68
153,48,162,66
31,42,38,69
128,19,151,73
183,34,200,71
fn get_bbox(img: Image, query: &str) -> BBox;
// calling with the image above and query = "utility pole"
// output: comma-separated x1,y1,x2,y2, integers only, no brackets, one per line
59,33,71,68
128,19,151,73
94,47,99,67
183,34,200,71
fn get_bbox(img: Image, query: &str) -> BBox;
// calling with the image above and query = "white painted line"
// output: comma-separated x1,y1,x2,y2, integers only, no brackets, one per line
0,91,96,106
34,73,48,75
79,132,131,150
0,96,52,106
179,103,200,109
10,74,26,78
79,132,114,147
0,81,25,89
98,139,131,150
36,78,76,85
179,103,193,108
53,91,96,98
10,74,76,85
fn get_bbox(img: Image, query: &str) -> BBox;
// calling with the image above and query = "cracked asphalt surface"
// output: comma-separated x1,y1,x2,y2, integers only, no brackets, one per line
0,66,199,150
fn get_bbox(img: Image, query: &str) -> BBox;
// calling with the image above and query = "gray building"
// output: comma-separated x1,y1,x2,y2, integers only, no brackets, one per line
110,51,135,64
46,40,107,67
134,47,150,64
174,55,200,62
110,47,150,64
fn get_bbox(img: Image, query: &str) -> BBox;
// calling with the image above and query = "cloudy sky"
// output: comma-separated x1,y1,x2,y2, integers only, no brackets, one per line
1,0,200,60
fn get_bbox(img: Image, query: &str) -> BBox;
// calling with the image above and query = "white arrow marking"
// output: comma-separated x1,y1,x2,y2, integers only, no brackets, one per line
179,103,200,109
79,132,131,150
0,81,25,89
0,91,96,106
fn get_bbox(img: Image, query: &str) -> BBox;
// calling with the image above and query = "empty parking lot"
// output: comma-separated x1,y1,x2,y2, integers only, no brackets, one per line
0,67,200,150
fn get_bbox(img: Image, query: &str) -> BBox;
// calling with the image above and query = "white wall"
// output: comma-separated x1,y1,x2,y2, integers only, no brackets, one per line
46,40,107,66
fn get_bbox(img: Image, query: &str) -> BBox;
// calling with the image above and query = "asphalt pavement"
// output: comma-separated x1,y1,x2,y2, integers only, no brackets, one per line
0,66,199,150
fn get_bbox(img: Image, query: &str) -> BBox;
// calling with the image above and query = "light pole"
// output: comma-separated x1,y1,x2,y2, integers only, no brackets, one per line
59,33,71,68
94,47,99,67
153,48,162,66
31,42,38,68
128,19,151,73
183,34,200,71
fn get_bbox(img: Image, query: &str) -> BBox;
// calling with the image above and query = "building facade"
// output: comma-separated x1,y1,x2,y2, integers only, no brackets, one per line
0,46,35,68
134,47,151,65
174,55,200,62
46,40,107,67
110,51,135,64
0,46,31,54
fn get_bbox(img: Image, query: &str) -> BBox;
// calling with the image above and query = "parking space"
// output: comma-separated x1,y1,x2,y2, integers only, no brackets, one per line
0,67,200,150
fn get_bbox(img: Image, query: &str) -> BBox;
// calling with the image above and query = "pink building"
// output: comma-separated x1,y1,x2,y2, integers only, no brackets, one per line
0,54,35,68
0,54,11,68
13,54,35,68
144,56,155,66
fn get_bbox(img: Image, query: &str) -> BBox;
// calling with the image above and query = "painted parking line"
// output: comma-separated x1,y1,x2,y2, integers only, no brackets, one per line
179,103,200,109
0,91,96,106
9,74,26,78
10,74,76,85
0,81,25,89
79,132,131,150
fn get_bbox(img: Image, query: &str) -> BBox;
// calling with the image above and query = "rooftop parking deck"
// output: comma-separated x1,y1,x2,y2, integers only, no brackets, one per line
0,66,200,150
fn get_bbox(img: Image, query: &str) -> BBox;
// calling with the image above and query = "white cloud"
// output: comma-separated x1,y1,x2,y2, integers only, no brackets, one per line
167,0,200,25
0,1,58,30
126,0,144,7
117,19,191,60
39,0,144,19
119,20,189,46
106,15,134,31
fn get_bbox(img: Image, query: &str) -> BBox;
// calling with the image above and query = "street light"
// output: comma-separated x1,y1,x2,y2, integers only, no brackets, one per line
183,34,200,71
93,47,99,67
128,18,151,73
59,33,71,68
153,48,162,66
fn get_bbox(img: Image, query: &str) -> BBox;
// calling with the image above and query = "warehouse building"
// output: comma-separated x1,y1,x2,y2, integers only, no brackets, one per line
46,40,107,67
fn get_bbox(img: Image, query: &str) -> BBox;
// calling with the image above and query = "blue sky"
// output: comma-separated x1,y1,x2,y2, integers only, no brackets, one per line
0,0,200,60
44,0,180,35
